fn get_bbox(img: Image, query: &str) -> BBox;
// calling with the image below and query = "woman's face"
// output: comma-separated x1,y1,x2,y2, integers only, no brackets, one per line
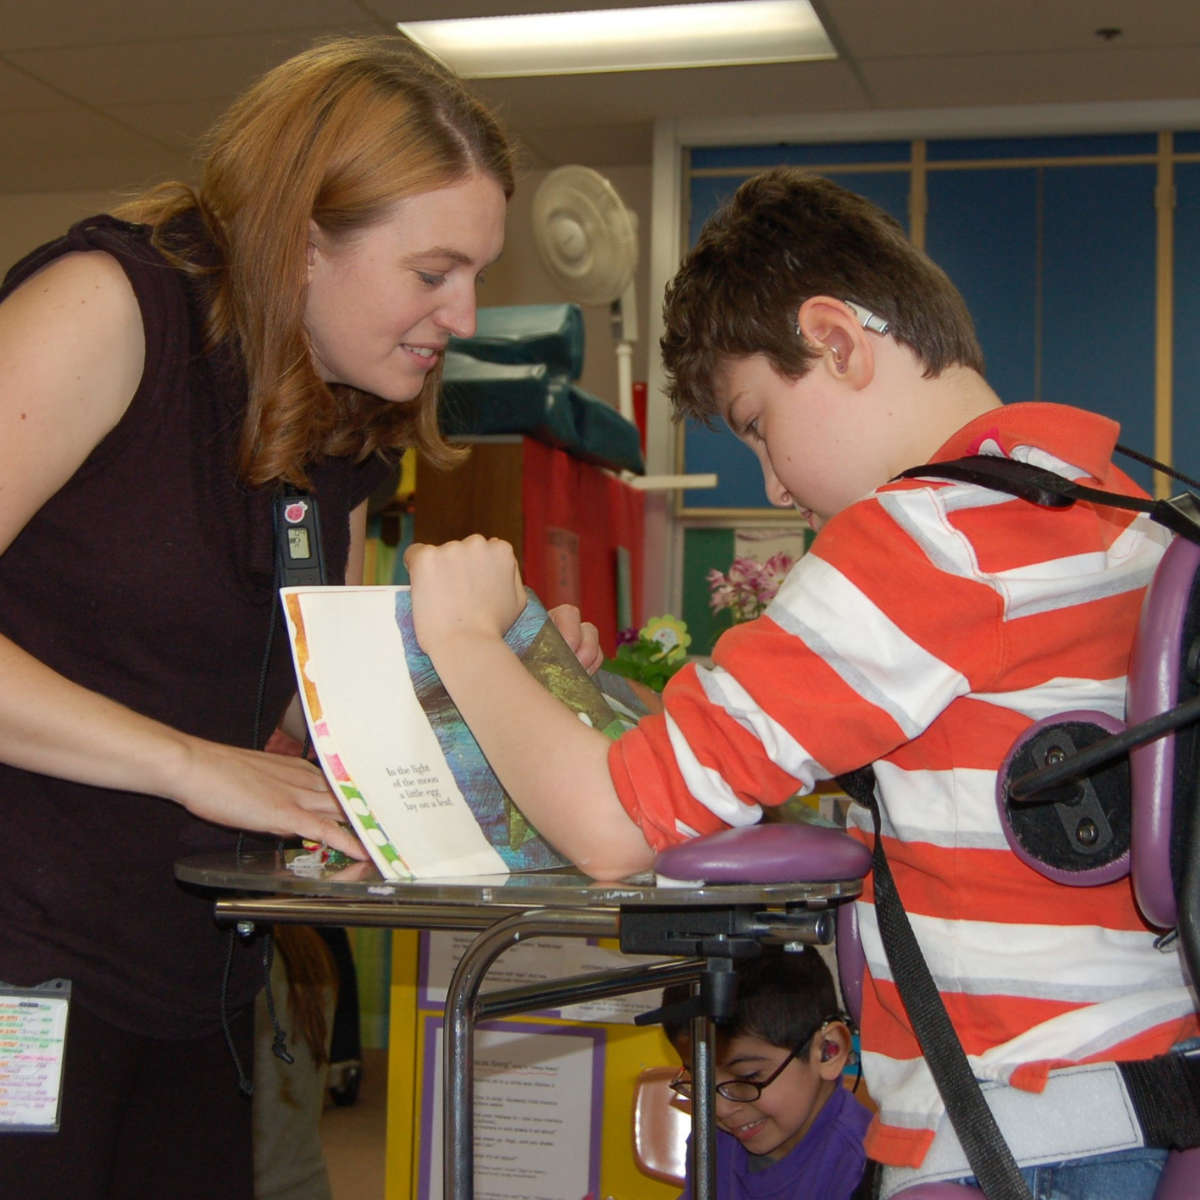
304,171,507,402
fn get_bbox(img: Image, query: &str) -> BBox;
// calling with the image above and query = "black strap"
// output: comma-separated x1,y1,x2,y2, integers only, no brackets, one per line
1119,1052,1200,1150
849,1157,879,1200
218,495,318,1096
1115,442,1200,492
897,456,1200,546
837,767,1032,1200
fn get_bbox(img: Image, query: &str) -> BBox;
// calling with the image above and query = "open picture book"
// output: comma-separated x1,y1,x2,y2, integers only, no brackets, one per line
281,585,647,880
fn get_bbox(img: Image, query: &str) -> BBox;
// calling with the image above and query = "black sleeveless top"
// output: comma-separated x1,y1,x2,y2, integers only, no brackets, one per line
0,216,392,1036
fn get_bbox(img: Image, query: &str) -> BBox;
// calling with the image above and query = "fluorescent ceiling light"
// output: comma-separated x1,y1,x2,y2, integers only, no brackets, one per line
397,1,836,78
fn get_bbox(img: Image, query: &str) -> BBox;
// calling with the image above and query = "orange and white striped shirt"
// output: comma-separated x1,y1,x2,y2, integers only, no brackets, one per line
609,403,1198,1167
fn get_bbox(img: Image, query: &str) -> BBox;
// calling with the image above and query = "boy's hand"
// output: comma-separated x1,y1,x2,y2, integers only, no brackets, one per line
549,605,604,675
405,536,528,651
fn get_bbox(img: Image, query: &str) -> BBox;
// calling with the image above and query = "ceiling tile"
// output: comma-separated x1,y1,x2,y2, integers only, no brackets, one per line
0,0,1197,193
5,27,376,107
0,108,175,161
100,99,235,155
0,59,76,111
0,151,189,194
862,46,1200,110
825,0,1200,59
1020,3,1200,48
0,0,379,51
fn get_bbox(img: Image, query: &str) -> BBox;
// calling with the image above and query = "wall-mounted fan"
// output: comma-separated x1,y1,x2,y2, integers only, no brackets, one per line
531,165,639,422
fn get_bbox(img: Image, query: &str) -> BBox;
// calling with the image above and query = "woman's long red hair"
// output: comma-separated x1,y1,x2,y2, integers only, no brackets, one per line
119,36,514,487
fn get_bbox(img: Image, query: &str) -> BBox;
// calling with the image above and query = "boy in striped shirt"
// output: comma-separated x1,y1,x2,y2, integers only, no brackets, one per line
406,168,1197,1198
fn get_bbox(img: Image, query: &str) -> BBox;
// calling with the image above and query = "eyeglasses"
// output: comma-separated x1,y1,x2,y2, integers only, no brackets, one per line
669,1016,841,1103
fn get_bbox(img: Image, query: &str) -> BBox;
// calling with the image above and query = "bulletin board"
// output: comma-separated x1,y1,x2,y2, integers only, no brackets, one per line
385,930,683,1200
680,524,814,657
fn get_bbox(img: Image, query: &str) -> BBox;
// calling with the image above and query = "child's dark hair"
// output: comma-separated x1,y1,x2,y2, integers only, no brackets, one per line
661,167,985,426
661,945,839,1051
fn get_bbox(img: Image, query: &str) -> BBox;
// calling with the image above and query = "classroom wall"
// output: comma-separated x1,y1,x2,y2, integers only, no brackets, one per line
0,190,131,273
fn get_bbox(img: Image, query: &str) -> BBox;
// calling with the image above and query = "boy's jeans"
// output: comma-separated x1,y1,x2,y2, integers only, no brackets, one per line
954,1146,1168,1200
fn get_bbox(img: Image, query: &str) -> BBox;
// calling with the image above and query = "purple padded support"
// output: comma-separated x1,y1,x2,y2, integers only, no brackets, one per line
836,900,865,1028
654,822,871,885
1130,536,1200,929
1154,1148,1200,1199
995,710,1130,887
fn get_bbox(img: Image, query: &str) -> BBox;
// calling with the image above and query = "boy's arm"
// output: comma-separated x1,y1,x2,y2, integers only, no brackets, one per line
406,536,657,881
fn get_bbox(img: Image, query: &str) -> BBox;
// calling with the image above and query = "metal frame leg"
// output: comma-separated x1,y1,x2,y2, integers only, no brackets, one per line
442,908,618,1200
689,1010,719,1200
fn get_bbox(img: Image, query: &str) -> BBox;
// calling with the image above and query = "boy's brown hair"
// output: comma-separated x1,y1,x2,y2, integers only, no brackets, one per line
661,168,985,426
660,945,839,1052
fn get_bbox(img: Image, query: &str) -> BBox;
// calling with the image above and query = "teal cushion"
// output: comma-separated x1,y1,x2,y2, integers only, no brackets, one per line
569,384,644,474
448,303,585,380
440,354,578,448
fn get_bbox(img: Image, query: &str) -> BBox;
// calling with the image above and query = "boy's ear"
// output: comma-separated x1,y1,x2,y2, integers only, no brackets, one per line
813,1021,854,1081
796,297,876,390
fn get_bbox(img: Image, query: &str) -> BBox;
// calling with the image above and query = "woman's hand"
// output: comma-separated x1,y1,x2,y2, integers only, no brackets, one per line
0,624,367,859
405,535,527,653
169,736,367,860
549,605,604,674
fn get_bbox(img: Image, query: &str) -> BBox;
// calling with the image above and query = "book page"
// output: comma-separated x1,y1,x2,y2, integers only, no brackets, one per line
283,584,638,880
421,1018,602,1200
283,587,507,879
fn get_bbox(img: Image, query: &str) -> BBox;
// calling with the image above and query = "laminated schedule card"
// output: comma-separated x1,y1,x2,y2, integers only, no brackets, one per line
0,979,70,1132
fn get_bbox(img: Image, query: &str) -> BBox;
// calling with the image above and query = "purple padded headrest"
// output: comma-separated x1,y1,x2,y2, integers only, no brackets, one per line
837,901,866,1027
655,822,872,885
1130,536,1200,929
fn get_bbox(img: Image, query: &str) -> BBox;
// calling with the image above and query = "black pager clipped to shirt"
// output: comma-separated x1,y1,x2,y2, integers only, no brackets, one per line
275,492,327,587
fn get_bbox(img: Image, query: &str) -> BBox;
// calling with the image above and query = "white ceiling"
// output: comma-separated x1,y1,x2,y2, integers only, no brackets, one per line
2,0,1200,193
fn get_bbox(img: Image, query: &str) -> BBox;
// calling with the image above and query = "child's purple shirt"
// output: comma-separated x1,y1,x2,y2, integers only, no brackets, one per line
679,1084,871,1200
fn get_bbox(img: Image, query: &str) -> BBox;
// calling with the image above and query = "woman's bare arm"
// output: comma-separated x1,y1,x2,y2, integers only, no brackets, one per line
0,251,362,857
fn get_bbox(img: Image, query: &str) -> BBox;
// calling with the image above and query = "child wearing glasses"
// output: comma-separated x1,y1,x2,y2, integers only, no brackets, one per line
660,945,871,1200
